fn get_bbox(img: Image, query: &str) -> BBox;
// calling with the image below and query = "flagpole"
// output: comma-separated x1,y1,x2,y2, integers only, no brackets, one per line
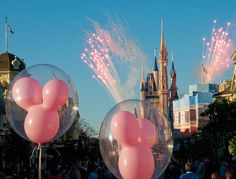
5,17,8,52
202,63,204,84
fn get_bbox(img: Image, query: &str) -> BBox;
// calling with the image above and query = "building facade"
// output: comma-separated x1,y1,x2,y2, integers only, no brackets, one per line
173,83,218,136
214,51,236,101
140,22,178,121
0,52,26,130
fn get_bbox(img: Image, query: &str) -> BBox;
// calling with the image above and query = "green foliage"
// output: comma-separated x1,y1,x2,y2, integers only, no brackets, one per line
201,99,236,136
228,136,236,156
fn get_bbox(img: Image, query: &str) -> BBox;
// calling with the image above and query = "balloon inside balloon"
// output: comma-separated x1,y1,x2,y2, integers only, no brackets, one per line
99,99,173,179
5,64,79,144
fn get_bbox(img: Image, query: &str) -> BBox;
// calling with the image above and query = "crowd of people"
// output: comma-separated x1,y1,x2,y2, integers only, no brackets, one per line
0,156,114,179
1,155,236,178
163,156,236,179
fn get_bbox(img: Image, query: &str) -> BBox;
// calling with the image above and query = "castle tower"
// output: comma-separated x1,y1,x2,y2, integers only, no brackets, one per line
140,20,175,118
158,19,169,117
169,52,179,122
153,48,159,91
170,52,178,101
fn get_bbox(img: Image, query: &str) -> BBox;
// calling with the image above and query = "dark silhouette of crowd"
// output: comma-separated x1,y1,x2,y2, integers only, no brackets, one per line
1,151,236,179
163,156,236,179
0,156,115,179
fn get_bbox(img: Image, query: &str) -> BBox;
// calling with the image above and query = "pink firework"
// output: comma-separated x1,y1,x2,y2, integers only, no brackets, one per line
201,20,233,83
81,32,122,102
81,18,146,102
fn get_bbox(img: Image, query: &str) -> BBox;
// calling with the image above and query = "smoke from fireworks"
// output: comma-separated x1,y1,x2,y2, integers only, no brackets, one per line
81,16,147,102
200,20,233,83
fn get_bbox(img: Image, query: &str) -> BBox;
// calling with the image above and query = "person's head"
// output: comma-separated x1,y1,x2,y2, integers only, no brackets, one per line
211,171,220,179
185,162,193,172
226,169,235,179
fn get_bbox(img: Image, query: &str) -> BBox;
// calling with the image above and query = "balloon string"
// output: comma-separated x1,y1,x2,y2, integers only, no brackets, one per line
30,145,38,166
38,144,42,179
51,146,61,157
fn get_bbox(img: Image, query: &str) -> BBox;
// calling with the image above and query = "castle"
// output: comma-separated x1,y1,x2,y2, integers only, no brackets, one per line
140,21,178,122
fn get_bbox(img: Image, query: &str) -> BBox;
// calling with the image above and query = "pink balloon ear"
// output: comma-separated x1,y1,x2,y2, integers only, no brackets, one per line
42,79,69,110
110,111,139,146
12,77,42,110
138,119,157,148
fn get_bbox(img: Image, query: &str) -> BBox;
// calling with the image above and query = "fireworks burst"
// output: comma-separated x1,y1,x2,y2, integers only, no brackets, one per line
81,16,146,102
201,20,233,83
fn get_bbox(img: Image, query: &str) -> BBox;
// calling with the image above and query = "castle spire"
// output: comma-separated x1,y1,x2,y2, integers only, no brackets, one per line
154,48,158,71
172,50,174,63
171,51,176,77
141,64,145,82
160,18,165,53
158,18,168,117
140,64,146,91
170,51,178,100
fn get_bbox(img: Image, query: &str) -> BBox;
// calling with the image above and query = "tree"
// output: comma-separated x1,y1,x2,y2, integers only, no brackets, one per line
200,99,236,158
78,118,97,138
228,136,236,156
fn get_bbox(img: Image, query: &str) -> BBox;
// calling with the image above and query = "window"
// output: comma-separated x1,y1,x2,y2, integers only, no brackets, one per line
185,111,189,122
178,112,181,124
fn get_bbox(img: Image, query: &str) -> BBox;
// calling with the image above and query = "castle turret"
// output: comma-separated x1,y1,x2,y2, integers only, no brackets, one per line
158,19,169,117
170,52,178,101
140,65,146,101
153,48,159,91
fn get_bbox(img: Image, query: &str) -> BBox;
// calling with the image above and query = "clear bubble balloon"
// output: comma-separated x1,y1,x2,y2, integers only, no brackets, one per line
99,99,173,179
5,64,79,144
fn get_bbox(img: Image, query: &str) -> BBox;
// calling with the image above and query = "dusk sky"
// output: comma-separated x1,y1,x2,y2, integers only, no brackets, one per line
1,0,236,131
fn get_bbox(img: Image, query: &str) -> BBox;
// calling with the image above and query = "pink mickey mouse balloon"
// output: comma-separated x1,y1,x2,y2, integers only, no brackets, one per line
5,64,78,144
99,99,173,179
12,77,42,110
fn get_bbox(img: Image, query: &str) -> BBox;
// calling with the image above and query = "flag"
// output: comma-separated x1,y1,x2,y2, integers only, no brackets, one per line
8,24,14,34
202,63,208,74
5,17,14,34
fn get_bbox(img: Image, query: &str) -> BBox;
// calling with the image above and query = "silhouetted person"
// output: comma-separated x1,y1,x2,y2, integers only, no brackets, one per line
225,169,235,179
179,162,202,179
211,171,220,179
